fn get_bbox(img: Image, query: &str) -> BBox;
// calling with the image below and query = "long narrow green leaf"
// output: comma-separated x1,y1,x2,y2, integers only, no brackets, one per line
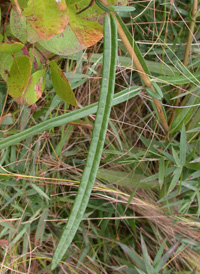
51,13,118,270
180,124,186,166
168,166,182,194
0,86,141,150
141,234,155,274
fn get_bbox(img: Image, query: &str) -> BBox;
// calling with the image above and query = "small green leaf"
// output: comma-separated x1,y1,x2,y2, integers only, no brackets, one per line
50,60,77,106
17,69,46,105
7,56,31,99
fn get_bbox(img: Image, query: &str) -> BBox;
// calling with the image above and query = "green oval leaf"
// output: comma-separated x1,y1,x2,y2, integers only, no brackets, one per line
17,69,46,105
7,56,32,99
50,60,77,106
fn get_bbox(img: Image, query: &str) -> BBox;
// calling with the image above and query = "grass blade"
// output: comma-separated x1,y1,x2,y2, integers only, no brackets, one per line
0,86,141,150
51,13,118,270
180,124,187,166
141,234,155,274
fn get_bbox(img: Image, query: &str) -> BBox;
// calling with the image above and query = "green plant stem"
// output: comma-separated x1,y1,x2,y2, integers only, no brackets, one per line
99,0,169,133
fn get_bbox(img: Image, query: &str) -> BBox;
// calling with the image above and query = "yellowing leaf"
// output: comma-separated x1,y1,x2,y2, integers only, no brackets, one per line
17,70,46,105
24,0,69,40
50,60,77,106
7,56,31,99
55,0,67,10
39,0,127,56
68,9,103,48
39,25,84,56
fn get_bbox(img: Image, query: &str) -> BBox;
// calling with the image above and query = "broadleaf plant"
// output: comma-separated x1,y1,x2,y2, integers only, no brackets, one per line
1,0,126,105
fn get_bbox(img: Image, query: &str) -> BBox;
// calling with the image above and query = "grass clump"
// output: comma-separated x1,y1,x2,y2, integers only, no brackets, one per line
0,0,200,273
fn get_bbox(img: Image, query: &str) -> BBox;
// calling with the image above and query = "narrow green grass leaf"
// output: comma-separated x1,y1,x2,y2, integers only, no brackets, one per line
153,239,167,266
180,124,186,166
158,157,165,189
151,82,163,98
157,70,200,85
119,243,146,271
97,168,158,189
68,53,179,75
35,208,48,245
168,167,182,194
154,241,179,272
31,183,49,200
172,147,181,166
112,6,136,13
11,225,29,245
141,234,155,274
187,170,200,180
0,86,141,150
51,13,118,270
146,87,162,100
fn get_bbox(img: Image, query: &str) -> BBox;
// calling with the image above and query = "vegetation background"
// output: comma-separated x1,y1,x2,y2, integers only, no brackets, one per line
0,0,200,273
